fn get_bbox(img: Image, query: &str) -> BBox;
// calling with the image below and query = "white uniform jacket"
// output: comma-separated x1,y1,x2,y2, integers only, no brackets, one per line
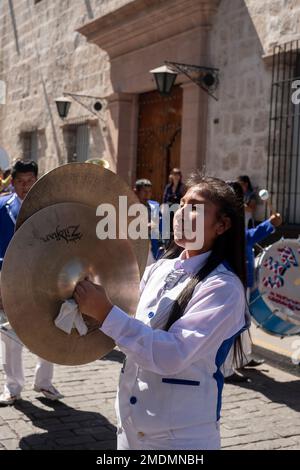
100,250,247,437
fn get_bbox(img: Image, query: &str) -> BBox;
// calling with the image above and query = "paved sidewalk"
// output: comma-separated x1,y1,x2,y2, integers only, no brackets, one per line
221,358,300,450
251,323,300,365
0,348,299,450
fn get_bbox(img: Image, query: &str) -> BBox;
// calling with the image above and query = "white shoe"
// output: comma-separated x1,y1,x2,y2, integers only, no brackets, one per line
0,391,21,405
33,384,64,401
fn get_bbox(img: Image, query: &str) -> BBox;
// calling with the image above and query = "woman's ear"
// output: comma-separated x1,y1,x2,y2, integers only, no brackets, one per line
216,216,232,236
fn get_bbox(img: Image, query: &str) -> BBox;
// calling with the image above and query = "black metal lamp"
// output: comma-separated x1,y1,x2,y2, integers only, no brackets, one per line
150,61,219,100
55,96,72,119
55,92,107,119
150,65,178,96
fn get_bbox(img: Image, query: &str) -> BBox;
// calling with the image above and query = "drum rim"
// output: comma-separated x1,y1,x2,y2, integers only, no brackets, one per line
251,238,300,334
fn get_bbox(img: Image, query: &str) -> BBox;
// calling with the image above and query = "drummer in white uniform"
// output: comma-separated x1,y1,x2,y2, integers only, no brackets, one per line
223,181,282,382
74,174,248,450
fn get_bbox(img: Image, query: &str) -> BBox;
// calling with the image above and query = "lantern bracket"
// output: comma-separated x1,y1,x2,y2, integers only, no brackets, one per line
55,91,107,120
151,61,219,100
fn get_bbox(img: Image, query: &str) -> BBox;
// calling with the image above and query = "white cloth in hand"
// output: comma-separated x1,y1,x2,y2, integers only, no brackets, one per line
55,299,88,336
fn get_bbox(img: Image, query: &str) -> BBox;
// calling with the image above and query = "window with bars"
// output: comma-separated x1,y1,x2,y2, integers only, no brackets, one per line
21,131,38,162
63,124,90,163
268,41,300,225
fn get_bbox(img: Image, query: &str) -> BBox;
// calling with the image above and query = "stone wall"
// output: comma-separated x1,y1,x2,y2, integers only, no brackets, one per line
1,0,300,203
0,0,132,174
245,0,300,53
206,0,300,219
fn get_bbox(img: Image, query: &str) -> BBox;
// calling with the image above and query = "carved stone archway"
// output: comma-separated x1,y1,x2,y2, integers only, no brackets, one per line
78,0,221,186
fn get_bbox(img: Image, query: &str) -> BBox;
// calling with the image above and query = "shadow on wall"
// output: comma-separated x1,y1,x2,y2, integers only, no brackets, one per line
84,0,94,19
8,0,20,55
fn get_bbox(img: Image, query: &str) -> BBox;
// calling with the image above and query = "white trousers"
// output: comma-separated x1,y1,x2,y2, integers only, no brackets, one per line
0,331,53,396
117,419,221,450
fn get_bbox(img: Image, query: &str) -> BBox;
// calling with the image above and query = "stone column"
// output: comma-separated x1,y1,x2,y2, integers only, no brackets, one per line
180,81,209,178
106,92,138,185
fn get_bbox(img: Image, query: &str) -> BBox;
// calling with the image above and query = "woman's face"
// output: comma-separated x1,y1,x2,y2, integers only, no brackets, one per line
173,188,231,253
171,172,181,184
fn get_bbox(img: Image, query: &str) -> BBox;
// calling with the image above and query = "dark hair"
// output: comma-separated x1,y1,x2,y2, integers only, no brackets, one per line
170,168,183,187
226,180,244,202
11,160,38,179
171,168,182,177
163,173,247,364
238,175,253,192
135,179,152,190
3,168,11,179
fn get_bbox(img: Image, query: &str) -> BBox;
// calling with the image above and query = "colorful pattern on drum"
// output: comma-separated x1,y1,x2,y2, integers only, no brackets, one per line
262,246,298,290
250,238,300,337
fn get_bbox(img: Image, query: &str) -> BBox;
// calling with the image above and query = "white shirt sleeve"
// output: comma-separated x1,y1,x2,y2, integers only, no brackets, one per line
100,274,246,375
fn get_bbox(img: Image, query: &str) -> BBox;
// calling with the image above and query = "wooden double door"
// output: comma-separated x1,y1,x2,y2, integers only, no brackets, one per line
136,86,182,203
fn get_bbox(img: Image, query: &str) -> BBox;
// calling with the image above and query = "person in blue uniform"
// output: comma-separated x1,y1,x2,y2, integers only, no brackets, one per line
0,160,63,405
74,174,248,450
134,179,162,264
246,214,282,289
223,181,282,382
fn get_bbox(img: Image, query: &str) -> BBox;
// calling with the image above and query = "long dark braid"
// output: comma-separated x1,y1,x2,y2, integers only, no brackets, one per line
163,174,247,364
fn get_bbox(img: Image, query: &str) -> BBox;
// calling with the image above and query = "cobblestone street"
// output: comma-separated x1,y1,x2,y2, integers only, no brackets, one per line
0,347,299,450
1,0,300,457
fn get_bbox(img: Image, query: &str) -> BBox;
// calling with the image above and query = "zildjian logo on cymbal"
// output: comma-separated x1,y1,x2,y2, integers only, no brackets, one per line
40,225,83,243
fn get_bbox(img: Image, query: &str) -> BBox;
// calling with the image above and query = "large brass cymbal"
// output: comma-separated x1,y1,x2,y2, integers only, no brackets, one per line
16,163,148,277
2,202,140,365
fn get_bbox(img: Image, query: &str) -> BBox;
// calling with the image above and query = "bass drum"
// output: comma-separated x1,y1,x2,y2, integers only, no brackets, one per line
250,238,300,337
